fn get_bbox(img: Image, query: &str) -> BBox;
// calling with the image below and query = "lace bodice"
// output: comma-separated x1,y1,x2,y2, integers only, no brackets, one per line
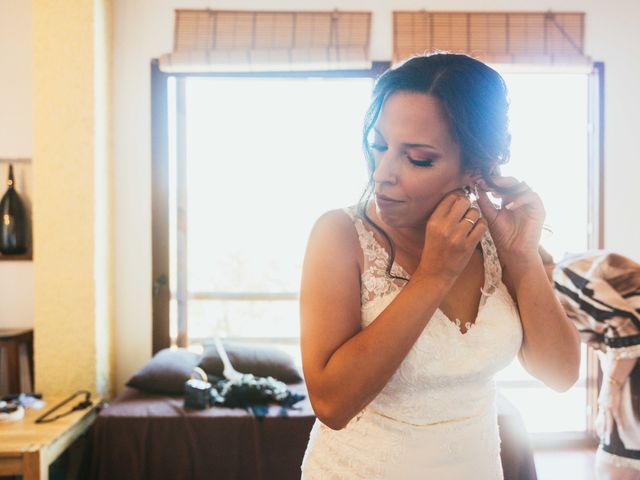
344,205,522,425
350,205,502,312
301,205,523,479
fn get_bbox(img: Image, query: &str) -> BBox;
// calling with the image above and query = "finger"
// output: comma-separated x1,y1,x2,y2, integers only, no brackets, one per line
477,176,521,193
445,186,468,197
465,217,488,244
487,176,523,190
504,191,542,211
498,189,530,209
434,190,466,217
447,194,472,222
464,205,482,221
461,205,482,223
458,207,482,232
475,187,499,223
480,177,530,205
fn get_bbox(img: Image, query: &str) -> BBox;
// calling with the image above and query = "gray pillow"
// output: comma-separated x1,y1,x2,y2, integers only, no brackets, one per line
126,348,200,394
198,342,302,384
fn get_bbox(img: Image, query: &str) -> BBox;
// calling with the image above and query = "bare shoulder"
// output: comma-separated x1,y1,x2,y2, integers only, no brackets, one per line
300,208,363,381
311,207,358,241
305,208,362,266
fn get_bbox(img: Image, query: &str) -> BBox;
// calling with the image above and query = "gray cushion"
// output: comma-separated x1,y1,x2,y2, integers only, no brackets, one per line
126,348,200,394
198,342,302,384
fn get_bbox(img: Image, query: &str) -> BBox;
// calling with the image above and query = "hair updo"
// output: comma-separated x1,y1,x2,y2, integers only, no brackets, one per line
359,52,512,280
363,52,511,186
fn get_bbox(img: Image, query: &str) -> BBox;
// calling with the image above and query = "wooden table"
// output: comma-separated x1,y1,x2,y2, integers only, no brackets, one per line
0,395,102,479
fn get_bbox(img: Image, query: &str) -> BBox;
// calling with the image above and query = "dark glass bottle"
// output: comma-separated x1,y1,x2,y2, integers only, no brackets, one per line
0,164,28,255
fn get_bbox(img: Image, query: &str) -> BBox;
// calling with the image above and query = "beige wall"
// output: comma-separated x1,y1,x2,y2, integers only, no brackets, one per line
32,0,113,396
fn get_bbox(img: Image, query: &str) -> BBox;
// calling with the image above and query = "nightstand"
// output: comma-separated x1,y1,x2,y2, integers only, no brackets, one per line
0,395,102,479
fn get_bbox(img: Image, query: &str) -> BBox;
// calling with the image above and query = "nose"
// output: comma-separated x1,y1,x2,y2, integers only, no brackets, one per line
372,151,399,186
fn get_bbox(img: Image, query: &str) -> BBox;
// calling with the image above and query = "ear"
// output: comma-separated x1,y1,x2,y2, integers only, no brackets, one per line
461,168,482,187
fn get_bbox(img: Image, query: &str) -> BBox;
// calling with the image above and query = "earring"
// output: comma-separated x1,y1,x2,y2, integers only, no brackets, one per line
463,185,479,207
462,185,478,202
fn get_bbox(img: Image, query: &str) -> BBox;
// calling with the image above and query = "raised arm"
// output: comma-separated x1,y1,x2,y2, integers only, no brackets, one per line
507,256,581,391
477,177,580,392
300,194,486,430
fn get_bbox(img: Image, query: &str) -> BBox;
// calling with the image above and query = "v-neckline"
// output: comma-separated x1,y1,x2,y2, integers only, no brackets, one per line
396,248,490,336
359,214,492,336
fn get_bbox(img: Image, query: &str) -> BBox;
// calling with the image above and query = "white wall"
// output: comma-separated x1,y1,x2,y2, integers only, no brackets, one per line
0,0,34,329
27,0,636,389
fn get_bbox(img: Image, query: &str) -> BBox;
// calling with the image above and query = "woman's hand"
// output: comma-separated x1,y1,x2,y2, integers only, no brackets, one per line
594,354,637,444
476,176,545,268
596,377,624,445
415,191,487,283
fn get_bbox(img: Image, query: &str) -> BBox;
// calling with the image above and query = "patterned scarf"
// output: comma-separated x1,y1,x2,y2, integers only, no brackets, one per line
553,251,640,359
553,251,640,422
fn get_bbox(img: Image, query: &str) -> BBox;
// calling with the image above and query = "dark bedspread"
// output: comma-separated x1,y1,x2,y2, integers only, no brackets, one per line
88,384,536,480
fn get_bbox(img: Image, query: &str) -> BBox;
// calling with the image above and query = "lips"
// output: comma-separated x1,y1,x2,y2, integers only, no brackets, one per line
375,193,403,202
375,193,404,208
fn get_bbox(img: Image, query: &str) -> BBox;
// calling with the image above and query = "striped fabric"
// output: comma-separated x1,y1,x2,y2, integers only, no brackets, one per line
554,251,640,467
553,251,640,359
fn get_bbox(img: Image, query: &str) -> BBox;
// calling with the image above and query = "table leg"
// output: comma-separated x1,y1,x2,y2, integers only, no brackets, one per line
23,447,47,480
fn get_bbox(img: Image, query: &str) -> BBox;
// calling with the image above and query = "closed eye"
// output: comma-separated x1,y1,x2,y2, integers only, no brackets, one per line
408,157,434,167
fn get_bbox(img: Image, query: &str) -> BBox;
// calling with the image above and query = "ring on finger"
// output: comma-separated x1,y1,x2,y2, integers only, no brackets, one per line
462,217,476,226
466,205,482,217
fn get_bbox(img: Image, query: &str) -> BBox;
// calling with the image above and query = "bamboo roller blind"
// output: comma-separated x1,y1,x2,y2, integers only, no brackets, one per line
393,11,589,66
159,9,372,72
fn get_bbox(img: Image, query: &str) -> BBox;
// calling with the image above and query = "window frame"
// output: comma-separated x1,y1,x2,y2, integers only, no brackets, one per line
150,59,390,354
489,62,604,445
150,59,605,443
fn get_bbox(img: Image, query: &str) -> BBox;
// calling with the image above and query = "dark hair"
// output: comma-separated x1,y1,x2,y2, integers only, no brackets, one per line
358,52,512,280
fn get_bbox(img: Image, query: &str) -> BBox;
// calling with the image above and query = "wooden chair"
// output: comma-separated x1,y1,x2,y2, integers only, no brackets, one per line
0,328,34,394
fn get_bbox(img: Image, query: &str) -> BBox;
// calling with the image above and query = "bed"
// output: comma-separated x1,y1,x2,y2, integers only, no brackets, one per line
88,382,537,480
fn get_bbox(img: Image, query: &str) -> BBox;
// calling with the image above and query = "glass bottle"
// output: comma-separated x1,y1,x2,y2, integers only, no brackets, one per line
0,164,28,255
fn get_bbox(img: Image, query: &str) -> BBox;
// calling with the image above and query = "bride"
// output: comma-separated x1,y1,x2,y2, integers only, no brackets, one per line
299,53,580,479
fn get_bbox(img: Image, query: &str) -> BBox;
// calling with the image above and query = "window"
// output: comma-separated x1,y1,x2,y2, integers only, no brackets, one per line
152,60,603,439
152,65,385,354
492,66,602,436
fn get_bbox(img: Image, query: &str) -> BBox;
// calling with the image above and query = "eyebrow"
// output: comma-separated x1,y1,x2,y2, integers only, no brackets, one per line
372,127,440,151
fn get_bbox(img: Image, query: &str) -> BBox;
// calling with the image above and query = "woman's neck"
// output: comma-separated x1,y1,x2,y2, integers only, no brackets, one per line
366,200,426,258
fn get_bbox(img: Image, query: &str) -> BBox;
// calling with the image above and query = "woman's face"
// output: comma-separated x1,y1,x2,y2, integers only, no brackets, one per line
370,91,472,228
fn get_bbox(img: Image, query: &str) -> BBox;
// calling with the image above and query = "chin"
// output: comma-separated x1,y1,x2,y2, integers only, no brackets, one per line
376,205,417,229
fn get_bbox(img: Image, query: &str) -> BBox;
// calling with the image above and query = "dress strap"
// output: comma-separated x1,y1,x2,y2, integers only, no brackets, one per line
342,205,408,306
479,232,503,304
342,205,387,268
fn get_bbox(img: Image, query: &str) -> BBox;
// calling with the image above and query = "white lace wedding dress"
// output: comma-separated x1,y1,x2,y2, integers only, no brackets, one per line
300,206,523,480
